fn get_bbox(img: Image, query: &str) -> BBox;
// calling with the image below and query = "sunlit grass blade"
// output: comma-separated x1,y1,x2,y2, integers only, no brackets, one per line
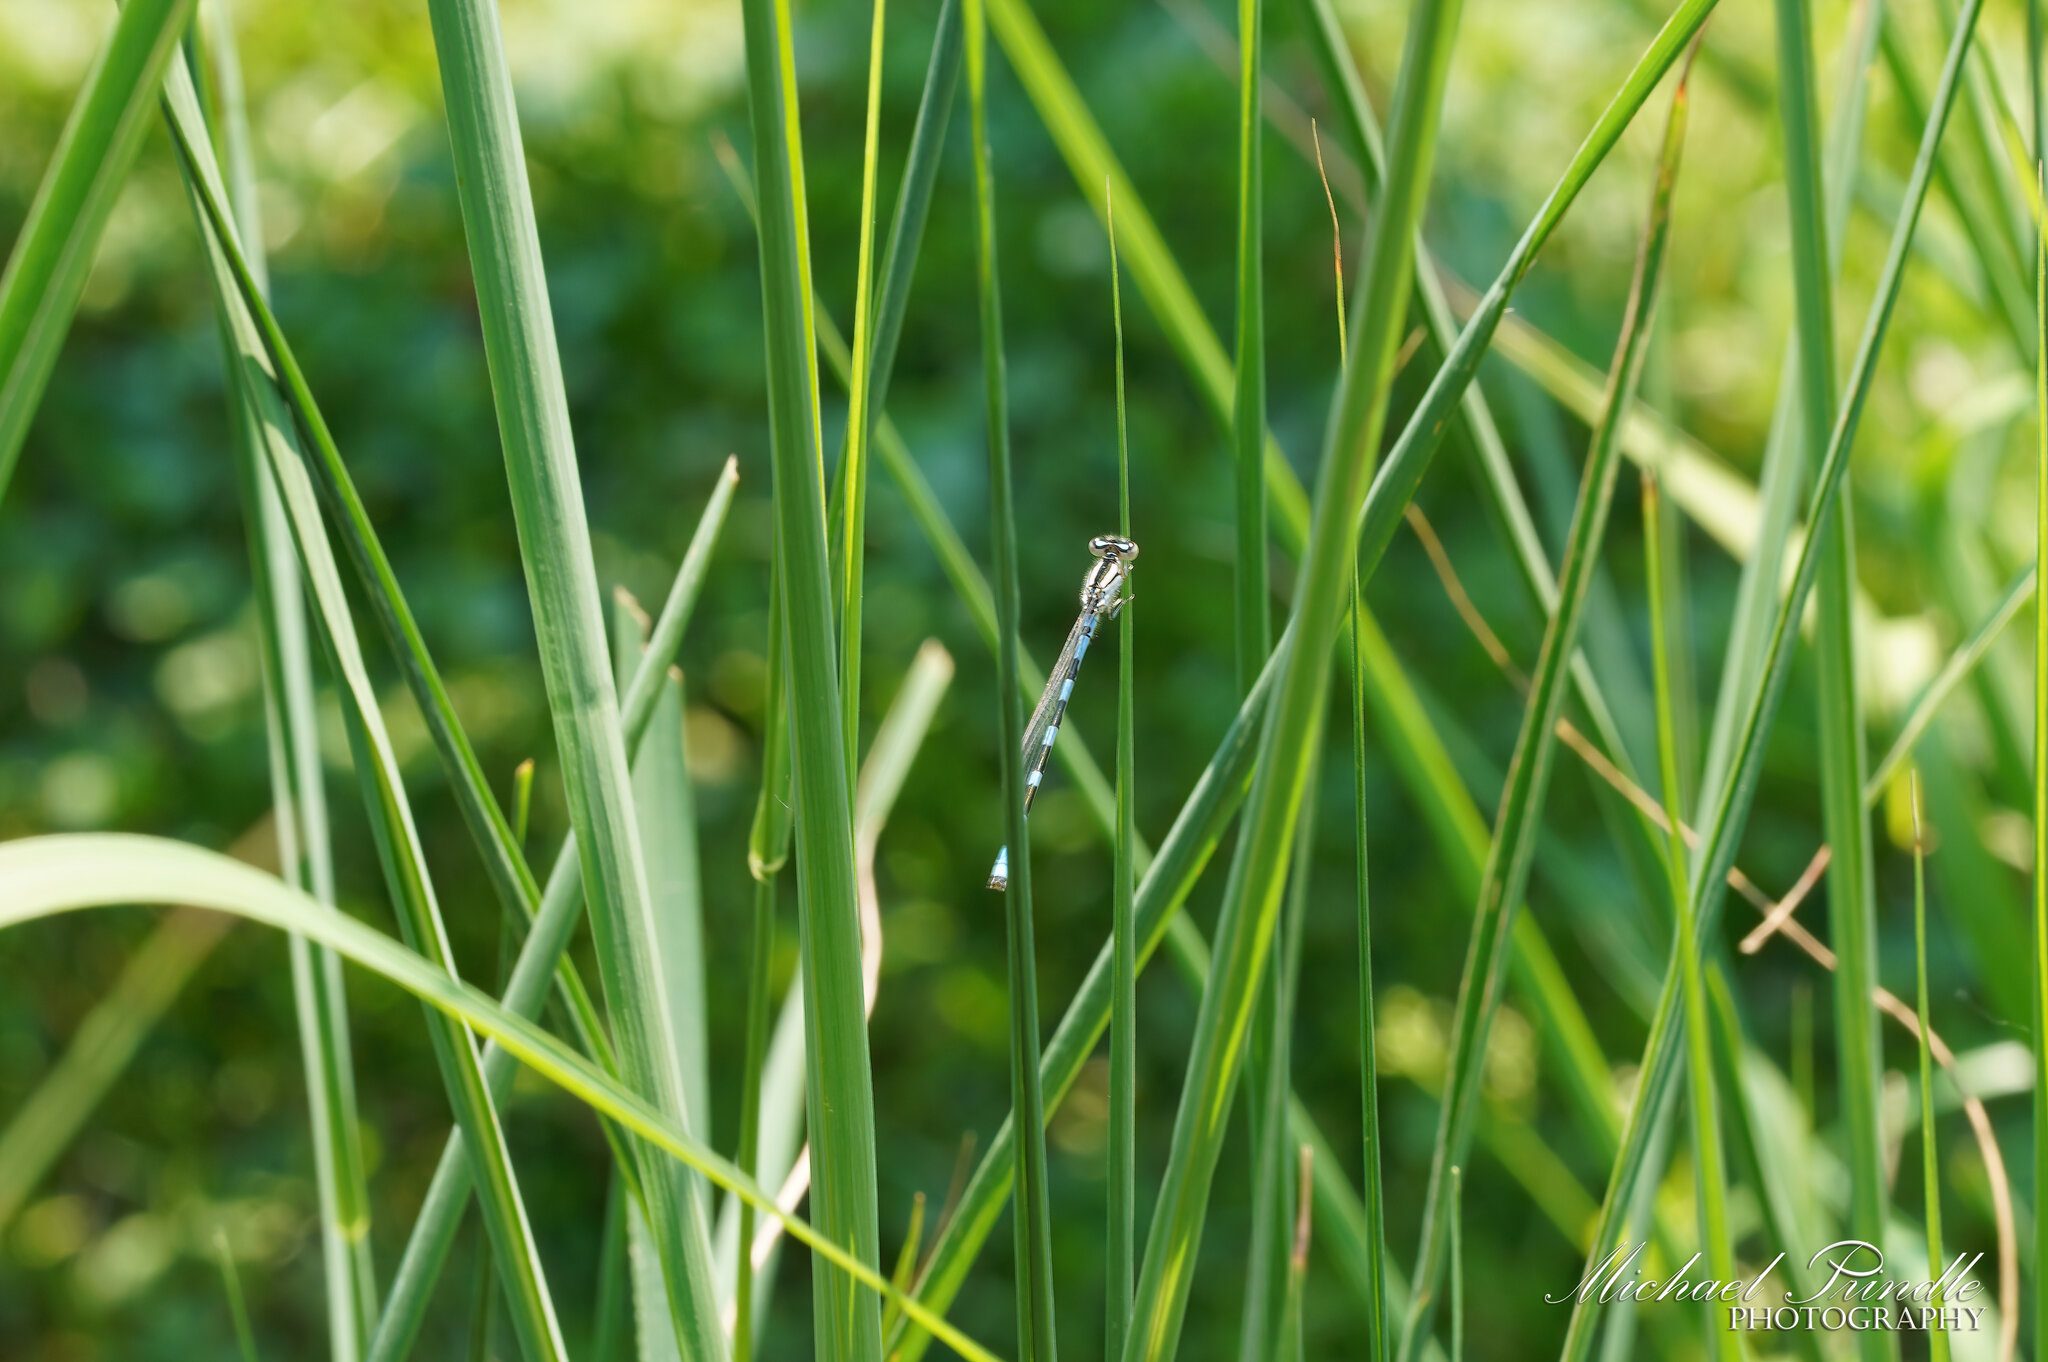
1771,5,1890,1335
1124,0,1462,1353
200,12,377,1345
881,1193,928,1343
736,0,884,1348
1911,782,1954,1362
0,908,228,1232
1397,49,1691,1360
0,834,1003,1362
215,1229,260,1362
965,0,1057,1351
1557,3,1990,1354
417,0,725,1347
1107,184,1139,1362
2033,169,2048,1362
1643,472,1736,1362
0,0,197,501
1231,0,1269,688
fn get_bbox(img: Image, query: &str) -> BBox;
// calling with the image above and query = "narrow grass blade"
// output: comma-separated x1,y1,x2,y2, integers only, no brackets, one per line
0,835,1003,1362
0,0,197,500
1231,0,1270,688
881,1194,928,1342
965,0,1057,1351
216,1230,261,1362
1912,784,1955,1362
835,0,891,784
730,869,778,1362
1107,186,1139,1362
0,908,228,1231
1644,473,1737,1362
1351,572,1388,1362
418,0,725,1347
1447,1170,1463,1362
2033,174,2048,1362
1771,5,1890,1336
1397,50,1691,1360
200,11,377,1343
737,0,884,1348
1557,4,1989,1354
1124,0,1462,1354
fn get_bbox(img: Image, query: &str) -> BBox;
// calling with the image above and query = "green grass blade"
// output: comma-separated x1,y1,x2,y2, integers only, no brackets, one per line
1447,1170,1462,1362
0,0,197,501
1123,0,1462,1353
1107,187,1138,1362
215,1230,261,1362
418,0,725,1347
1912,785,1954,1362
1397,52,1690,1361
1352,572,1389,1362
730,868,778,1362
0,834,1003,1362
835,0,890,786
1557,4,1989,1354
1771,5,1890,1337
592,1177,629,1361
737,0,884,1348
2034,175,2048,1362
966,0,1057,1351
1644,473,1737,1362
1231,0,1270,689
0,909,228,1232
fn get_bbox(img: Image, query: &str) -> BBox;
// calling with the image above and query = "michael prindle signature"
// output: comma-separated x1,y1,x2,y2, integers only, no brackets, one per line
1547,1239,1987,1333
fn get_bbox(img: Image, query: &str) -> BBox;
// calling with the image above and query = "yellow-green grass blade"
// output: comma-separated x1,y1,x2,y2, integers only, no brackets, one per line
1107,186,1139,1362
1558,3,1989,1355
834,0,890,787
215,1230,260,1362
965,0,1057,1351
417,0,725,1347
198,11,377,1344
0,908,228,1232
1396,56,1690,1360
1912,786,1954,1362
1352,569,1389,1362
1231,0,1270,690
737,0,883,1349
2034,174,2048,1362
1644,473,1737,1362
160,59,570,1359
0,834,1004,1362
1124,0,1462,1354
1771,7,1890,1344
0,0,197,501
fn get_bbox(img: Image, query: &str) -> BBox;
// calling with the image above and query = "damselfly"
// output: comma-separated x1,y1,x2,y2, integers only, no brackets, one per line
989,534,1138,891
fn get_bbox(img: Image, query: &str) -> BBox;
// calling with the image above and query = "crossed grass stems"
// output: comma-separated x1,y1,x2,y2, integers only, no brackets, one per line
0,0,2039,1351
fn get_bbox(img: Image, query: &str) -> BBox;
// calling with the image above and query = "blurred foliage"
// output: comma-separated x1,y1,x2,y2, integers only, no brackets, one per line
0,0,2041,1357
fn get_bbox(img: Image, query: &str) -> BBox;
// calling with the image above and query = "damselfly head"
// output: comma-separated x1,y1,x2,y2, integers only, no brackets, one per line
1089,534,1139,561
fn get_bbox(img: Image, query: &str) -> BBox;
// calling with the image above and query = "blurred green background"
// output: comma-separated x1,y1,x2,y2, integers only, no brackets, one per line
1,0,2039,1357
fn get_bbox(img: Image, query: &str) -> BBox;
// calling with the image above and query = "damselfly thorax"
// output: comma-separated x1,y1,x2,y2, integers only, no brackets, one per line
989,534,1138,892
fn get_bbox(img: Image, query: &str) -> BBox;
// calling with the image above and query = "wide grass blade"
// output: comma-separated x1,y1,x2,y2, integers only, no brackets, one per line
1556,3,1990,1354
1397,49,1691,1360
1107,187,1139,1362
1122,0,1462,1354
0,834,1003,1362
418,0,725,1347
1644,473,1737,1362
0,0,197,500
1771,6,1890,1337
736,0,885,1348
1912,785,1954,1362
965,0,1058,1351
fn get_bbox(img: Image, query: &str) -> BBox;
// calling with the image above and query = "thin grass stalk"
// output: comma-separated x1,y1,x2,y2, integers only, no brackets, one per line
418,0,725,1346
1107,185,1139,1362
1351,569,1389,1362
1643,472,1737,1362
0,834,1002,1362
200,14,376,1344
2034,180,2048,1362
731,870,779,1362
0,0,197,499
1912,784,1954,1362
1124,0,1462,1355
1771,6,1890,1336
1396,51,1690,1361
837,0,890,785
1448,1170,1463,1362
1231,0,1269,689
739,0,884,1350
215,1232,260,1362
881,1194,928,1343
966,0,1058,1351
1556,4,1989,1354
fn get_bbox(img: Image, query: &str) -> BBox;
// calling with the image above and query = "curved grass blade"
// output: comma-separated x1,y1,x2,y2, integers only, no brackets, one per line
0,834,1003,1362
1557,3,1990,1354
736,0,885,1347
1396,50,1692,1361
1123,0,1463,1354
965,0,1057,1350
0,0,197,501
